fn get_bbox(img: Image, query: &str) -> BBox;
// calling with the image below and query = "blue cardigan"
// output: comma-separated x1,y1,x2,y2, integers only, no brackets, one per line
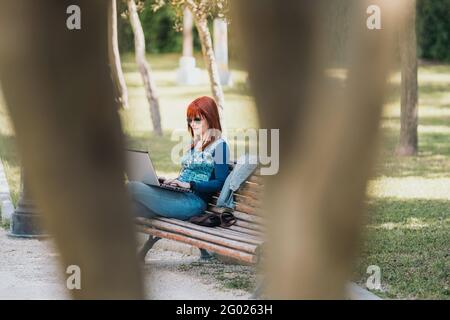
189,141,230,203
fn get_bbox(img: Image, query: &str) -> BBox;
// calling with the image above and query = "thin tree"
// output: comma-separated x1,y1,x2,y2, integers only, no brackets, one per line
396,0,418,156
127,0,163,136
153,0,227,129
109,0,129,109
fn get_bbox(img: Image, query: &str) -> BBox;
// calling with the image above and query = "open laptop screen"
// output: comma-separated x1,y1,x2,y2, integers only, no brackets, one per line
125,149,160,186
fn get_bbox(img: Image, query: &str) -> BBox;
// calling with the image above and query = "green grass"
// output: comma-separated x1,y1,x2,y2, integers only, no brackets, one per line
178,257,257,292
222,276,254,291
354,198,449,299
0,130,20,205
1,218,10,230
354,62,450,299
0,54,448,299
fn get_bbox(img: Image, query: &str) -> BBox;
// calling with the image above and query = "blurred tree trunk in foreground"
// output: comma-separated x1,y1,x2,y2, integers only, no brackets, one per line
127,0,163,136
0,0,143,299
231,0,403,298
397,0,418,156
109,0,130,110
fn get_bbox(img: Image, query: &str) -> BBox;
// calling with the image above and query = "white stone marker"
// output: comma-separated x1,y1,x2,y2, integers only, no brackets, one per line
213,18,232,86
176,7,201,85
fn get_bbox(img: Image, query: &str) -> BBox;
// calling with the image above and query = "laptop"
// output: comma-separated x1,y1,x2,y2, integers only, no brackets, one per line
125,149,192,193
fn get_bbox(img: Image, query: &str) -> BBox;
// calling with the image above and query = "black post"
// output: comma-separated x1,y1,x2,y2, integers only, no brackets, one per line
9,168,46,237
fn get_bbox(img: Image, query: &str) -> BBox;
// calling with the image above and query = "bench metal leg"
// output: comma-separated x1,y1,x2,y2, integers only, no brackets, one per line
199,248,213,260
138,235,160,262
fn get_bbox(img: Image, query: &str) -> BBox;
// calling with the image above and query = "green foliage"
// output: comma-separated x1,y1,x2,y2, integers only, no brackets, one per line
117,0,231,54
140,3,182,53
117,0,449,63
118,0,201,54
325,0,450,65
417,0,450,63
151,0,229,25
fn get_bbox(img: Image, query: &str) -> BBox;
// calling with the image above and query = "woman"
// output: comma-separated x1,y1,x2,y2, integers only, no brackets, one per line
127,96,229,220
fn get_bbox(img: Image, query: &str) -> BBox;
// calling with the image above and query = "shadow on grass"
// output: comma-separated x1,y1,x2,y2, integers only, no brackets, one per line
417,116,450,127
354,197,450,299
385,82,450,107
376,127,450,178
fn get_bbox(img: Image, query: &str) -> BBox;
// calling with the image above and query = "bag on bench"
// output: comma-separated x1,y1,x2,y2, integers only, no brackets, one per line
189,212,236,228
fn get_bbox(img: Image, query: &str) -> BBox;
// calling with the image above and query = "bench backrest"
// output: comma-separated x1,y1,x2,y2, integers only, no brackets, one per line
207,167,265,237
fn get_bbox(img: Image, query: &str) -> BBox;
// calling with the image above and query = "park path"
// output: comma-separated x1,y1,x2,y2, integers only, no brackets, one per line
0,228,250,300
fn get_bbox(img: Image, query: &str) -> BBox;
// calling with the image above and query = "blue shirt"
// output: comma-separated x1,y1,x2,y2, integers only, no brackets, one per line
178,139,230,203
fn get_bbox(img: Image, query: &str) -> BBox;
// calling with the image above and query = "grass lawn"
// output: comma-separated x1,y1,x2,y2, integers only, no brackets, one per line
0,53,448,299
352,63,450,299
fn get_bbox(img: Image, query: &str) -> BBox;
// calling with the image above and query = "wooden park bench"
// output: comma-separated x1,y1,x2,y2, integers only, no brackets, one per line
134,166,265,265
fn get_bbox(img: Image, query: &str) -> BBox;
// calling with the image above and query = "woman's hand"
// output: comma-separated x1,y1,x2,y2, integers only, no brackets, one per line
166,179,190,189
158,176,167,184
163,178,175,185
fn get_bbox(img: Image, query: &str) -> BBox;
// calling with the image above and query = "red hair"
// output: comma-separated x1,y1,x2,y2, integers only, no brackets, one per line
187,96,222,150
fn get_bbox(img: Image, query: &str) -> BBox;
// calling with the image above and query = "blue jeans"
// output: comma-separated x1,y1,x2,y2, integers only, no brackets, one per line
126,181,207,220
217,154,258,209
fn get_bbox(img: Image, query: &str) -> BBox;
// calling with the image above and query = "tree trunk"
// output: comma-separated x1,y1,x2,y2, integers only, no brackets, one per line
0,0,143,299
397,0,418,156
108,0,129,110
127,0,163,136
230,0,401,298
188,5,226,130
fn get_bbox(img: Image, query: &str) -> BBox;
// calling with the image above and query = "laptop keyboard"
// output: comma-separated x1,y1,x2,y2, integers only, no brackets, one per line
159,183,192,193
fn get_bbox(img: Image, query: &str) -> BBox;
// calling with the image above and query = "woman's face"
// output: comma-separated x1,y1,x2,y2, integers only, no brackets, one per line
189,115,209,137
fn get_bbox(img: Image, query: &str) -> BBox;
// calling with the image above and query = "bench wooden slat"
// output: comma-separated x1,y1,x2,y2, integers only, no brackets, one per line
247,175,264,185
148,217,264,246
239,185,264,200
205,206,265,232
235,203,260,215
214,227,264,244
227,210,265,225
134,166,266,265
207,202,261,217
211,195,262,211
209,199,261,215
234,188,261,200
136,224,257,264
243,181,264,190
152,216,264,242
226,224,265,237
234,218,265,233
233,194,262,208
214,181,264,200
136,218,259,254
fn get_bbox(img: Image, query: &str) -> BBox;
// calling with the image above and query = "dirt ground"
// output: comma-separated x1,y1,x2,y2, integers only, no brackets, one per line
0,228,255,300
